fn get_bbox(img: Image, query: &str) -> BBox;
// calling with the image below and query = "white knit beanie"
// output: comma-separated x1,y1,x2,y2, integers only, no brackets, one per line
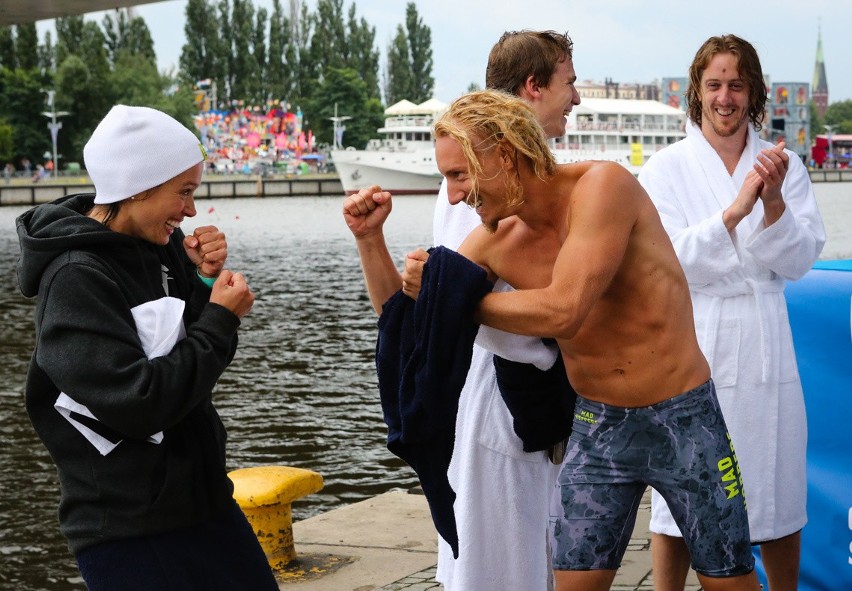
84,105,207,204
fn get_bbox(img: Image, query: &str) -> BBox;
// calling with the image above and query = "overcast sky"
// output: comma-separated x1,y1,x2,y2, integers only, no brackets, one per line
37,0,851,104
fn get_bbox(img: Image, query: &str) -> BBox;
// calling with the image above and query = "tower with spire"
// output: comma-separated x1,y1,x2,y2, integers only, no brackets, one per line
812,22,829,118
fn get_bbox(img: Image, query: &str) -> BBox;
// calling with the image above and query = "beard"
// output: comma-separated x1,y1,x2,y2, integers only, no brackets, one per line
703,105,748,138
710,117,746,138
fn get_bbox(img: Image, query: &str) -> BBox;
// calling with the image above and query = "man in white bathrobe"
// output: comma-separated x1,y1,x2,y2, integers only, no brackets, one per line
431,30,578,591
344,31,579,591
638,34,826,591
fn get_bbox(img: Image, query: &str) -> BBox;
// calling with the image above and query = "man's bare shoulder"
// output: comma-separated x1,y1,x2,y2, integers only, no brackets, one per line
571,161,640,193
558,161,647,220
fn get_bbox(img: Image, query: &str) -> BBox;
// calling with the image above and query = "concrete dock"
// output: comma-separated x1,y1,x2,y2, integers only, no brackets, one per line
279,487,703,590
0,174,345,206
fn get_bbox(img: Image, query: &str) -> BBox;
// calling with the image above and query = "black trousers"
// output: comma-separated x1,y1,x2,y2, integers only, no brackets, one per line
75,502,278,591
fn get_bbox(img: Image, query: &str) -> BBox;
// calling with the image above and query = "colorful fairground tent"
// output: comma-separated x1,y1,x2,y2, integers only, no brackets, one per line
192,100,324,175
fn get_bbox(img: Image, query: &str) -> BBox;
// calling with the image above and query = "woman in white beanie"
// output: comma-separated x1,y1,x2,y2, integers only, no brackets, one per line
15,105,278,590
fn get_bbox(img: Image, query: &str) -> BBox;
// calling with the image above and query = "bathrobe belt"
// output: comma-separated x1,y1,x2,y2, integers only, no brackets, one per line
693,278,785,382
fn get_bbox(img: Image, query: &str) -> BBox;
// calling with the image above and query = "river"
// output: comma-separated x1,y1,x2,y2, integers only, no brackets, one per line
0,184,850,590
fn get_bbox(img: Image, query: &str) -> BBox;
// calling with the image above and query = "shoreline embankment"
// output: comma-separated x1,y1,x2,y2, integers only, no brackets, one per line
0,173,345,206
3,169,850,206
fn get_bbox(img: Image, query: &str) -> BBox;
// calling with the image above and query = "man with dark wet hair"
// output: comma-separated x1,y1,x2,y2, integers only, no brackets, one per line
639,33,824,591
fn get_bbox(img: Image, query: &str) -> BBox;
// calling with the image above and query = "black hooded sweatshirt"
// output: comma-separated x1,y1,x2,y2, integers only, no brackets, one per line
16,193,241,555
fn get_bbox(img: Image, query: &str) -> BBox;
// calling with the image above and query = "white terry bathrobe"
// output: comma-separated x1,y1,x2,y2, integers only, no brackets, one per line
432,181,562,591
638,120,826,542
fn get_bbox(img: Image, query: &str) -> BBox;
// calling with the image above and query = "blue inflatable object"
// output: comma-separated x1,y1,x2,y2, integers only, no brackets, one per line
752,261,852,589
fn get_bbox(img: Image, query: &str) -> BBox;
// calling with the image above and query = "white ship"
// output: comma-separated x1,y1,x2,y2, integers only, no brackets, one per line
331,98,447,195
556,97,687,172
331,97,686,195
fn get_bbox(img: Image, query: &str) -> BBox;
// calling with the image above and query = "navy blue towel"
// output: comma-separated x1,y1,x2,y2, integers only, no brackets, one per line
376,246,493,558
493,347,577,452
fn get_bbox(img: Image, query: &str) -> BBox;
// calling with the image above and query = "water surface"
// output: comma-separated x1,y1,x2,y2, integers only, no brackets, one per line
0,183,849,590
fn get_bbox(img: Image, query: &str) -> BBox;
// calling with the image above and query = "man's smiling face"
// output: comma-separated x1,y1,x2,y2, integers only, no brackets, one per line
699,52,750,140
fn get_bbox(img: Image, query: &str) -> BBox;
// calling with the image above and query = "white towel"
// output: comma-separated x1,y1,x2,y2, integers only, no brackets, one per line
55,296,186,455
434,179,557,591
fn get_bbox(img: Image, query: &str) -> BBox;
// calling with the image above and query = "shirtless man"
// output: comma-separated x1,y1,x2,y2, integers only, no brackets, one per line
390,90,761,591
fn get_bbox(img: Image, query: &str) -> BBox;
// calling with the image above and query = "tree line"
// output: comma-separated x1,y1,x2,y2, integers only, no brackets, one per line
0,0,435,172
3,1,852,174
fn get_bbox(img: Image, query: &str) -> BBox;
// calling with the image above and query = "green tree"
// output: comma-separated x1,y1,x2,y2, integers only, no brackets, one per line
0,9,203,171
282,5,300,103
404,3,433,103
0,118,13,164
38,30,54,73
102,9,128,63
124,16,156,65
385,26,411,104
79,21,112,81
109,51,168,107
251,6,268,102
809,101,823,142
53,21,113,166
276,1,305,108
306,0,380,100
345,4,379,99
103,9,157,67
229,0,258,103
293,1,316,103
54,15,85,68
267,0,292,102
825,99,852,134
15,23,39,71
309,0,346,71
297,0,381,139
306,66,382,148
54,55,98,164
384,3,434,104
0,26,15,69
180,0,223,99
0,67,51,165
159,87,200,132
218,0,235,104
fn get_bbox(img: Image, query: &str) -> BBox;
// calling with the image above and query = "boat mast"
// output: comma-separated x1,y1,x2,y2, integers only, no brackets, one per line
329,103,352,149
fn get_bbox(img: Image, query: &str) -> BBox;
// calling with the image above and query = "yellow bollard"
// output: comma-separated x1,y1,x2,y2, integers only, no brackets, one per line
229,465,324,568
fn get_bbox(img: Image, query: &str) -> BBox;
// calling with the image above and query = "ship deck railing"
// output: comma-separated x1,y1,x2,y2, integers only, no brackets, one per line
571,122,685,133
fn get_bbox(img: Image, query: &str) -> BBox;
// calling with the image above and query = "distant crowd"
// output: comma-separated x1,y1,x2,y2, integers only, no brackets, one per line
3,158,57,183
194,102,325,175
3,101,325,184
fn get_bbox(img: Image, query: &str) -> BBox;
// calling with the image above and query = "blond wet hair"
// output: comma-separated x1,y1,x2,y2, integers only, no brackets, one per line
433,89,555,208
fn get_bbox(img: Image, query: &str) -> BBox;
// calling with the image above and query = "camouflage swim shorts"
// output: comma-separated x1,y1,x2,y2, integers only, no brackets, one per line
550,380,754,578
